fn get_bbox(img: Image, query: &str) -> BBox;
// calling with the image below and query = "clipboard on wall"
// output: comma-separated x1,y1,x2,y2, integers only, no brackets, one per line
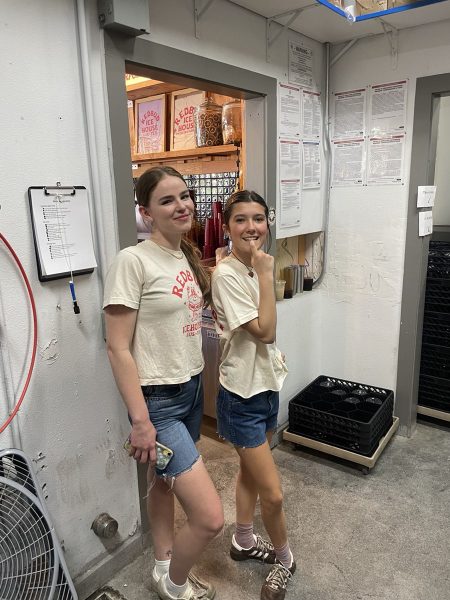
28,186,97,282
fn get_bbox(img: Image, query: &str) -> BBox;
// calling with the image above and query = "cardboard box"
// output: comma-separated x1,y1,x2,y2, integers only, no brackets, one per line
356,0,387,15
387,0,420,7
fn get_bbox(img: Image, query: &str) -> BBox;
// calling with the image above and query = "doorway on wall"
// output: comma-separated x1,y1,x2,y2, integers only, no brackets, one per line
123,63,265,435
397,74,450,436
103,32,277,533
102,34,277,249
415,92,450,423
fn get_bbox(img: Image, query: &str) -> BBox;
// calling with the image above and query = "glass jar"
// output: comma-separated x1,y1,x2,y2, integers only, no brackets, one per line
222,100,242,145
194,98,223,147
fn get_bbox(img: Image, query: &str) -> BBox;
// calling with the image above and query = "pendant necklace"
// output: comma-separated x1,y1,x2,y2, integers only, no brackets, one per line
151,240,184,259
230,251,254,277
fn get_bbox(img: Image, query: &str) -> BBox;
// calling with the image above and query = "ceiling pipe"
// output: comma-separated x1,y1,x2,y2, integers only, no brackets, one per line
314,42,331,287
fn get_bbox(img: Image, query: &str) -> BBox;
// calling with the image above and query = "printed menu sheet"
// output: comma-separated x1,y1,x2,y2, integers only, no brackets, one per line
302,141,321,189
333,89,367,140
280,180,301,228
332,139,365,187
367,135,405,185
302,90,321,139
369,80,407,136
280,139,301,180
279,139,301,227
279,83,301,139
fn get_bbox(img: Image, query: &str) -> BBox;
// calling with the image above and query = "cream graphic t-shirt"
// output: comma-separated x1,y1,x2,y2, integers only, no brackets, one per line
211,256,288,399
103,240,204,385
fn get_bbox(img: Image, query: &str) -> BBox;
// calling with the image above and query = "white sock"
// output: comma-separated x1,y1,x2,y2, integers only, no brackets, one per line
154,558,171,579
232,532,257,550
165,573,189,598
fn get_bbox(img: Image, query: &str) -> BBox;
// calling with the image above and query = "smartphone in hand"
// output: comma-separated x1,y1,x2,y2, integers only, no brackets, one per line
124,436,174,470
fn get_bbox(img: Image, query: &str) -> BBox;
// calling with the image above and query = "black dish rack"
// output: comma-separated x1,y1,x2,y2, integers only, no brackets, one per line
288,376,394,456
419,240,450,414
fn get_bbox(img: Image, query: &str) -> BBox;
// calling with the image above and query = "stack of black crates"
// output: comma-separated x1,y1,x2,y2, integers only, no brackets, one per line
288,376,394,456
419,240,450,415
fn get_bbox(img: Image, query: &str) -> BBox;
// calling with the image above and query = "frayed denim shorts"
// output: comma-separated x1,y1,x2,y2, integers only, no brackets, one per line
142,374,203,478
216,385,279,448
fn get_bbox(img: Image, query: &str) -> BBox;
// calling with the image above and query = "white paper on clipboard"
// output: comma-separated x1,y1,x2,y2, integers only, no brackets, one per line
29,187,97,278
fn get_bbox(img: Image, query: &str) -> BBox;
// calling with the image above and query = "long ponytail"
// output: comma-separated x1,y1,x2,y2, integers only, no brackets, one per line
181,237,211,307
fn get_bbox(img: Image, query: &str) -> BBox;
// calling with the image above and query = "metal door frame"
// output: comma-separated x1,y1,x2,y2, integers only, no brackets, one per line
102,32,278,250
396,73,450,436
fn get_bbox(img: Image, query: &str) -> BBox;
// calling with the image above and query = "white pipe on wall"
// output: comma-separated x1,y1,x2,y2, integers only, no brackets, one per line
0,285,23,449
74,0,118,284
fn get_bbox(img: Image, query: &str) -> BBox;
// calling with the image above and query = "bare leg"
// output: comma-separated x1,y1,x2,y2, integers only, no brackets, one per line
168,458,224,585
235,432,274,525
235,440,287,549
147,466,175,560
235,461,258,525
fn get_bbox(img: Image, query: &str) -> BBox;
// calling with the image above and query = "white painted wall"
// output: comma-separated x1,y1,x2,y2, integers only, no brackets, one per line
0,0,140,588
433,95,450,226
320,21,450,397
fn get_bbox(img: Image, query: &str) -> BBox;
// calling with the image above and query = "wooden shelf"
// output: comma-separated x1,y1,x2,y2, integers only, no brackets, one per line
132,144,238,163
126,80,185,101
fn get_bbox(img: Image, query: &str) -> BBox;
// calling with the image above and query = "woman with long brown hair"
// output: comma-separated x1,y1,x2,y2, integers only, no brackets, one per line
103,166,223,600
211,190,294,600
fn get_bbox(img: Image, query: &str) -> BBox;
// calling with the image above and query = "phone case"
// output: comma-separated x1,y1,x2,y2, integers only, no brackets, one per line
123,437,174,470
155,442,174,470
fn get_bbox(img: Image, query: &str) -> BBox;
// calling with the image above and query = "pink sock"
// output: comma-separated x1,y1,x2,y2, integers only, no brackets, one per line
235,522,254,549
274,542,293,569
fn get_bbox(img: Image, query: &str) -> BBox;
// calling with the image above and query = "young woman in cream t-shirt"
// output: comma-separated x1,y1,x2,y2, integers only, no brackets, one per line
211,190,294,600
103,167,223,600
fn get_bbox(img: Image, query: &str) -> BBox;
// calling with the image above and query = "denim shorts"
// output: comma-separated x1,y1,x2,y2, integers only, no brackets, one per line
216,385,279,448
141,374,203,478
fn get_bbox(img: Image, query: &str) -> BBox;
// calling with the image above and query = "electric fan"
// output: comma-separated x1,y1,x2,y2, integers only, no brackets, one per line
0,449,78,599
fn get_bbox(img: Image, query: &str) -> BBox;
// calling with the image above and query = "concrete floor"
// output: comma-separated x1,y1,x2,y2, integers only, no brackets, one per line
103,418,450,600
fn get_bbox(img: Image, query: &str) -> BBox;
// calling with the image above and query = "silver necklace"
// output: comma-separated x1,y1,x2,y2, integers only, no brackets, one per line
230,251,254,277
151,240,184,259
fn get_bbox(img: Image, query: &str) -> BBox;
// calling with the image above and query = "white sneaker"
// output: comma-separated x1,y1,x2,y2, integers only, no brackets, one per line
156,572,215,600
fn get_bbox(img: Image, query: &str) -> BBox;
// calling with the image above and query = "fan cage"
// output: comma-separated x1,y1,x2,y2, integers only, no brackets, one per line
0,450,78,600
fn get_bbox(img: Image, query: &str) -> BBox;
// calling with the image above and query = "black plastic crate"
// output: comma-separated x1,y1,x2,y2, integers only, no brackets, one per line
288,376,394,456
425,279,450,313
427,243,450,279
418,373,450,413
422,312,450,348
420,343,450,379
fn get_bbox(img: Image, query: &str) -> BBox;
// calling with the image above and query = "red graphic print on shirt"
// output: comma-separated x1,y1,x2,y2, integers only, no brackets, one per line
171,269,202,337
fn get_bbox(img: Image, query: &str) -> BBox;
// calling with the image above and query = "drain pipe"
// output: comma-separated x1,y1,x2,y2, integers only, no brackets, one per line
74,0,116,283
0,290,23,449
314,42,331,287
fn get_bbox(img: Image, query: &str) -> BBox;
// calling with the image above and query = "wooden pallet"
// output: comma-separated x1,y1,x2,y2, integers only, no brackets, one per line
283,416,399,473
417,405,450,422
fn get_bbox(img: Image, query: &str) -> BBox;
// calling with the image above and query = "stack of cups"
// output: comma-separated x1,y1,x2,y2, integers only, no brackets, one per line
213,202,224,247
283,266,295,298
203,217,216,259
283,265,305,298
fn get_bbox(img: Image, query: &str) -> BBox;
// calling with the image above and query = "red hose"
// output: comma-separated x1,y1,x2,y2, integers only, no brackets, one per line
0,233,38,434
